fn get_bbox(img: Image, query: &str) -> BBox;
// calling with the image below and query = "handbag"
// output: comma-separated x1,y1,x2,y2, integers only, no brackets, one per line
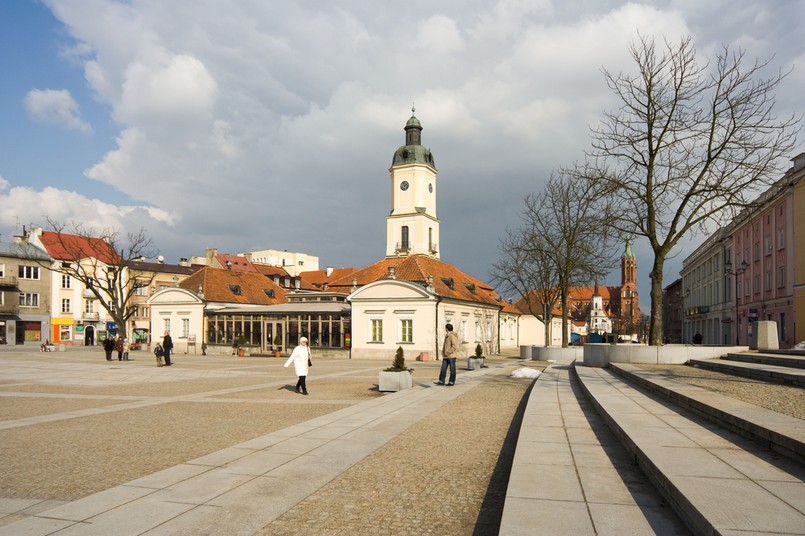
307,349,312,367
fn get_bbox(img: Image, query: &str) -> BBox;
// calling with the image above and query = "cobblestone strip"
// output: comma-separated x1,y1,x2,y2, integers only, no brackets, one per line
257,368,534,536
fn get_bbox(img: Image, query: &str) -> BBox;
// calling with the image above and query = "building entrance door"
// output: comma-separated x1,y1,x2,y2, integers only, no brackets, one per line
265,321,285,355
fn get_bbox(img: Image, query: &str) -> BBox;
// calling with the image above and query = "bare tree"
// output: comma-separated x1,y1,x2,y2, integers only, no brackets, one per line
492,169,617,347
491,226,560,347
588,34,800,345
24,221,158,341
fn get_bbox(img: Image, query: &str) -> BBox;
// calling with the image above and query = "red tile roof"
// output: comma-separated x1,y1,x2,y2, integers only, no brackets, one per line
326,255,507,308
215,254,260,273
38,231,120,264
299,267,360,290
179,267,287,305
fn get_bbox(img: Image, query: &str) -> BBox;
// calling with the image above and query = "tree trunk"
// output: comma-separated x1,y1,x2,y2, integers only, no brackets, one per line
648,259,665,346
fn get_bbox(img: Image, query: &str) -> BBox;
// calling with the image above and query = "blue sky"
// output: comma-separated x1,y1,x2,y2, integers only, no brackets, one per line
1,0,803,310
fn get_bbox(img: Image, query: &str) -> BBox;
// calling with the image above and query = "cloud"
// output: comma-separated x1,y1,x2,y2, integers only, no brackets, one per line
6,0,803,299
24,89,92,133
0,185,174,239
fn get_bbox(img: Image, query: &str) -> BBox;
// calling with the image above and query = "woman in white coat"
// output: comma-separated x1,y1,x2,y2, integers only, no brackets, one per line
284,337,311,395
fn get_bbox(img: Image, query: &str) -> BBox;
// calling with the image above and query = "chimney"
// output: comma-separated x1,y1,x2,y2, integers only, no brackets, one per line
205,248,217,266
793,152,805,172
387,266,396,279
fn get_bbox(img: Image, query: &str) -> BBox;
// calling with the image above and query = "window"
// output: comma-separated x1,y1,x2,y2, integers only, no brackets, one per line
61,274,71,288
19,293,39,307
135,285,148,296
754,275,760,294
182,318,190,338
0,264,5,277
84,300,94,313
61,299,71,313
229,285,242,295
778,267,786,288
778,230,785,250
400,319,413,343
764,271,772,291
764,237,772,255
371,319,383,342
163,319,171,334
401,226,409,250
18,265,40,280
753,242,760,260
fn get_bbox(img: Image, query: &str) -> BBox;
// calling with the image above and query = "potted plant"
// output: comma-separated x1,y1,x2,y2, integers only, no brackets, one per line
236,335,247,357
273,335,282,357
379,346,413,392
468,343,485,370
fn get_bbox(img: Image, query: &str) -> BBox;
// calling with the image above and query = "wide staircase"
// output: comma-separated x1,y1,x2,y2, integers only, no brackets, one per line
501,349,805,536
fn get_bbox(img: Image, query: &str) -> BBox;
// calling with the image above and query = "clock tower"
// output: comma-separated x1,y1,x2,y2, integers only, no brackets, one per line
386,108,440,258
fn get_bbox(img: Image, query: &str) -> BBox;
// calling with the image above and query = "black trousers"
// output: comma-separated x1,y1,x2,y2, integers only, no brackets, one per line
295,375,307,391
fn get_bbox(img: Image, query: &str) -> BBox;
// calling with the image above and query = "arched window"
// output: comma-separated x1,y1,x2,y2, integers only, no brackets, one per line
401,226,409,250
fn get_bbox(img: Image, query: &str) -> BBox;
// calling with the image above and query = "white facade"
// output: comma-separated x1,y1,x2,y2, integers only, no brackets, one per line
348,279,502,360
147,287,205,355
239,249,319,277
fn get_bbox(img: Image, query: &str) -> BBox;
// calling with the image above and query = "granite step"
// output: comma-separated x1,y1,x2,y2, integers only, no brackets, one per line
689,356,805,387
575,365,805,536
609,363,805,465
724,351,805,369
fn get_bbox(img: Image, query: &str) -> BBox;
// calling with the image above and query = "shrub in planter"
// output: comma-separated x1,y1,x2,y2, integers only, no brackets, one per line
468,343,485,370
379,346,413,392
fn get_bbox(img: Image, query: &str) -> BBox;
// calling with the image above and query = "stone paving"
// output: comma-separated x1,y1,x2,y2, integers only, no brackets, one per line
0,347,541,534
1,345,801,535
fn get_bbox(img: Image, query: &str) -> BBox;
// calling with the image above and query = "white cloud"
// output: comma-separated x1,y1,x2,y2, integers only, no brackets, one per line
5,0,803,301
416,15,465,54
24,89,92,133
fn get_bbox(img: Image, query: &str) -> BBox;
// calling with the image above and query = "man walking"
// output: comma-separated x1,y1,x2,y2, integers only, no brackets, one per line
435,323,459,386
162,331,173,366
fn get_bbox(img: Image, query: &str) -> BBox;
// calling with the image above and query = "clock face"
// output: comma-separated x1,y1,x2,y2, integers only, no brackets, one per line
400,181,409,191
428,183,433,193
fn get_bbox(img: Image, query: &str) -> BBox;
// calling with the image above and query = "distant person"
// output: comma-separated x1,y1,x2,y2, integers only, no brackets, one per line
435,323,459,386
103,337,114,361
162,331,173,366
115,336,124,361
284,337,311,395
154,343,165,367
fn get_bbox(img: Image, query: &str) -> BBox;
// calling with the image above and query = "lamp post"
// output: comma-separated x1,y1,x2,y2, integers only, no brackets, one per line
724,259,748,345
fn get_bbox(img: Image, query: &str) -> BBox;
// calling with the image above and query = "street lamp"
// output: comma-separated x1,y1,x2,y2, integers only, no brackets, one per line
724,259,749,345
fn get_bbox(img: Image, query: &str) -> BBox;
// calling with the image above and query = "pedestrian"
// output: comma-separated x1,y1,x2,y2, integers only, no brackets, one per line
154,343,164,367
123,339,130,360
162,331,173,366
434,323,459,386
284,336,311,395
115,336,124,361
103,337,114,361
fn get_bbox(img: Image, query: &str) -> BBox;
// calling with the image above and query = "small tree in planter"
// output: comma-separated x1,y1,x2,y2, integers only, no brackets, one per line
468,343,485,370
379,346,413,391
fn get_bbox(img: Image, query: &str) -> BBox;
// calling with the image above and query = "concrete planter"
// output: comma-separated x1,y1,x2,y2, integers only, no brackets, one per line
379,370,413,392
468,357,484,370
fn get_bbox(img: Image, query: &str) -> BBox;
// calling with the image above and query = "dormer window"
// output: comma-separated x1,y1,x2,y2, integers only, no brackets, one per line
229,285,242,295
464,282,476,292
441,277,454,289
263,289,275,298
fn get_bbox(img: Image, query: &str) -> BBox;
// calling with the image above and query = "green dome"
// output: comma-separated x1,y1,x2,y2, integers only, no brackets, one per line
391,112,436,169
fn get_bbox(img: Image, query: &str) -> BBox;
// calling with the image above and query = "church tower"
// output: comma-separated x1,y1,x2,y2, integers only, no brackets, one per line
386,107,440,258
620,238,638,329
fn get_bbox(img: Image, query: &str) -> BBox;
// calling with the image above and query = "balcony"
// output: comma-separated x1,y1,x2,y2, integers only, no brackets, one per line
395,242,410,253
429,242,438,254
83,311,100,321
82,289,97,299
0,276,18,288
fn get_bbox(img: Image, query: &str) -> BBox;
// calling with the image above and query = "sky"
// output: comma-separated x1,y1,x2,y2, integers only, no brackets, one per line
1,0,803,310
